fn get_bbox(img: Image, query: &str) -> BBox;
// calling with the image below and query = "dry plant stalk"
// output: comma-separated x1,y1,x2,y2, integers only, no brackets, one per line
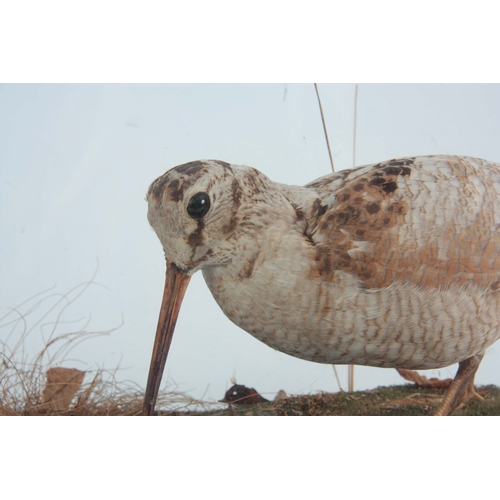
1,278,220,415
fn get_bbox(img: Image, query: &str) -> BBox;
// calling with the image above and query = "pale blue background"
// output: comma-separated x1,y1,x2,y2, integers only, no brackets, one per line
1,83,499,404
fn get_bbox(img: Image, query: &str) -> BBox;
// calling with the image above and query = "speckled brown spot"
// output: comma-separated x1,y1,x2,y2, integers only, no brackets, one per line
382,166,407,176
366,202,380,214
221,182,244,236
311,199,328,218
490,277,500,292
291,202,305,221
369,177,387,187
187,220,204,248
240,167,268,195
381,181,398,194
240,252,259,279
313,245,335,278
148,174,171,201
375,158,415,170
216,160,231,170
168,179,182,202
231,178,242,207
175,160,206,176
222,213,239,236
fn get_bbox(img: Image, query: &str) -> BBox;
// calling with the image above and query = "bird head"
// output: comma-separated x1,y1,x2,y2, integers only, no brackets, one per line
143,159,278,415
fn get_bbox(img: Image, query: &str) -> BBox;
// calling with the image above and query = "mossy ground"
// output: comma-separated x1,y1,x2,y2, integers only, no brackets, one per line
178,384,500,416
3,384,500,416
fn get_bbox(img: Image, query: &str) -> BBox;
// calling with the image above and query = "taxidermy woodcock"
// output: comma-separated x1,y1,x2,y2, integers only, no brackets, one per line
143,155,500,416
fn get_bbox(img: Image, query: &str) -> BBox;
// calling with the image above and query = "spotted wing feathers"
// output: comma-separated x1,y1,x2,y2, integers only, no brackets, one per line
305,155,500,291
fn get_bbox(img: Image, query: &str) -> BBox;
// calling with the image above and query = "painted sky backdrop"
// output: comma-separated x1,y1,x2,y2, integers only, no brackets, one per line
1,83,500,403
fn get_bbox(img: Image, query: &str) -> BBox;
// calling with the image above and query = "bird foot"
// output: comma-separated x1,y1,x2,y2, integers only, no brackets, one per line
451,381,484,413
434,355,483,416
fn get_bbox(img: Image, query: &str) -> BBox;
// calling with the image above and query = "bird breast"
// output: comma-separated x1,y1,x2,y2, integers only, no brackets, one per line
203,248,500,370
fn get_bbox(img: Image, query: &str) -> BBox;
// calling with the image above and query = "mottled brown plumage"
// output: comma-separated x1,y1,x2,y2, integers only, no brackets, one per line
143,155,500,416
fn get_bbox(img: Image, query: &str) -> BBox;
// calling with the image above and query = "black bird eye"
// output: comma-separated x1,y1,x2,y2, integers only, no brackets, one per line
187,192,210,219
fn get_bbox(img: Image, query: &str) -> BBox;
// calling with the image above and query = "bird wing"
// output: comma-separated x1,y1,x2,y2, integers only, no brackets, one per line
304,155,500,292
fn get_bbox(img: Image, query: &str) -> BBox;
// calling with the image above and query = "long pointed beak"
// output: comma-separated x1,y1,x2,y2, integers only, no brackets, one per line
142,262,191,416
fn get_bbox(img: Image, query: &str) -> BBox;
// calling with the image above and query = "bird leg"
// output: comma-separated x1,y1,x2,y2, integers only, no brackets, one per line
452,374,484,412
434,354,484,416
